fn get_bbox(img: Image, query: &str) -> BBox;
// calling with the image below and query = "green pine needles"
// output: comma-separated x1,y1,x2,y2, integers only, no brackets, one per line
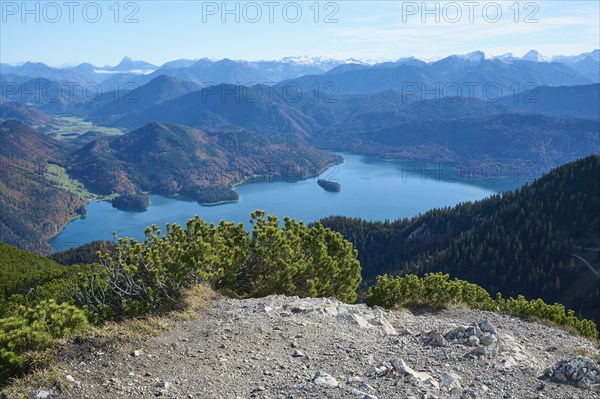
367,273,598,339
73,210,362,318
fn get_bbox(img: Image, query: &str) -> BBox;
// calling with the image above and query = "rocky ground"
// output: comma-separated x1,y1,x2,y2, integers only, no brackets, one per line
24,295,600,398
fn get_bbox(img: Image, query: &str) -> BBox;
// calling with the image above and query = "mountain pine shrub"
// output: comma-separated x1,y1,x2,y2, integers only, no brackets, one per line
73,211,362,318
367,273,598,339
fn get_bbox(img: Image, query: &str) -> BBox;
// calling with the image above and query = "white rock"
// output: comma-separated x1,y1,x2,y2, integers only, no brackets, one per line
323,305,339,317
294,382,314,390
390,358,439,390
292,349,305,357
313,371,340,387
373,315,398,336
498,353,518,369
36,391,51,399
441,372,462,391
258,303,273,313
369,365,389,378
338,313,371,328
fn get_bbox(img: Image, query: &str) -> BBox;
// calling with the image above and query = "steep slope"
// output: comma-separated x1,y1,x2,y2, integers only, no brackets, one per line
0,102,57,126
322,155,600,323
554,49,600,82
0,242,70,314
315,113,599,171
498,83,600,120
112,84,320,137
0,121,86,254
69,122,341,204
79,75,202,123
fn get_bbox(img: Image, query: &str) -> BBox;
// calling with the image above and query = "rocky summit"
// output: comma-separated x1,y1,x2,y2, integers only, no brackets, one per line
30,295,600,398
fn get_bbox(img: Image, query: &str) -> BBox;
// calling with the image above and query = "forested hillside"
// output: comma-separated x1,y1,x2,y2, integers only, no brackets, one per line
69,121,341,204
322,155,600,323
0,121,86,254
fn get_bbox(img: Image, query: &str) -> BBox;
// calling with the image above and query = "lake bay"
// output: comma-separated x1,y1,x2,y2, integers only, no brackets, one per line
50,153,523,250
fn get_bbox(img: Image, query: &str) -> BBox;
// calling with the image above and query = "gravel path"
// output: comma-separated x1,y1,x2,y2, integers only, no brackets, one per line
32,295,600,398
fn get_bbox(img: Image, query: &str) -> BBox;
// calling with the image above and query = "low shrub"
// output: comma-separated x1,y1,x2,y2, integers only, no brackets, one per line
0,300,88,384
72,211,362,319
367,273,598,339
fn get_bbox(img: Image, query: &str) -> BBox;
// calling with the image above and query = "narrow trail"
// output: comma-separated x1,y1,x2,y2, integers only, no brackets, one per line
572,253,599,276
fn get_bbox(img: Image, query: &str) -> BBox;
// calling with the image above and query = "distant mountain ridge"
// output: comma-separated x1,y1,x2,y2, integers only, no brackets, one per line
2,50,598,90
285,52,594,95
498,83,600,120
0,102,57,126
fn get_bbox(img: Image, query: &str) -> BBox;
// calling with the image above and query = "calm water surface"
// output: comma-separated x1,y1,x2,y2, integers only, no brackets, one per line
50,153,524,250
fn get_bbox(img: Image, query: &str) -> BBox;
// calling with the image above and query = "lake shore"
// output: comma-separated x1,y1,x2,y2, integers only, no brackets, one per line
51,153,521,252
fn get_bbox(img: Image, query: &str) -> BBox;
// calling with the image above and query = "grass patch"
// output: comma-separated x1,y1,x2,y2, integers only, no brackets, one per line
76,285,215,344
44,116,125,140
45,164,94,200
0,285,216,394
45,163,118,202
574,348,600,362
0,366,65,399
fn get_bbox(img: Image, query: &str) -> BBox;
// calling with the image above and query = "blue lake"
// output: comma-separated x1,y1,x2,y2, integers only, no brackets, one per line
50,153,525,251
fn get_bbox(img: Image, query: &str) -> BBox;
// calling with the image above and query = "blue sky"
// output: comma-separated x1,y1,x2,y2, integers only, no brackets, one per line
1,1,599,66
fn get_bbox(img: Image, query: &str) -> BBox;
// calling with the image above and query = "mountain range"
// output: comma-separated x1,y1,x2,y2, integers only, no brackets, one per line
1,49,599,254
285,51,595,95
2,50,598,91
2,75,598,176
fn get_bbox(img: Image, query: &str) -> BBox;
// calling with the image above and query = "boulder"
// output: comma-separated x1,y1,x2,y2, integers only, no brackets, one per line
313,371,340,388
441,372,462,394
424,331,447,348
478,319,496,334
372,315,398,335
543,356,600,391
390,358,439,390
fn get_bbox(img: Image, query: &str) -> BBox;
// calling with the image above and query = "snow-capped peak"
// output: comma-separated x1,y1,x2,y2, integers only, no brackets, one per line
522,50,550,62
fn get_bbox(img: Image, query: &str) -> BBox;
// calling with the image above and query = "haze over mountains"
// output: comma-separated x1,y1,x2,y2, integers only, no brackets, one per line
1,49,598,90
0,48,599,254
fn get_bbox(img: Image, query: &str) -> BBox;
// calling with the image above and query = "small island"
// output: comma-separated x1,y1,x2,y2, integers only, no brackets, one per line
111,194,150,212
317,179,341,192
